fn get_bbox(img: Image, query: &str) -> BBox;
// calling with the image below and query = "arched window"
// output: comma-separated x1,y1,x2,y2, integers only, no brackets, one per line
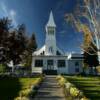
48,27,54,35
49,47,53,53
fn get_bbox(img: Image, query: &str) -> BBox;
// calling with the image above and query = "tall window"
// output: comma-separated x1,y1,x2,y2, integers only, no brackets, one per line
35,60,43,67
58,60,65,67
75,62,79,72
48,27,54,35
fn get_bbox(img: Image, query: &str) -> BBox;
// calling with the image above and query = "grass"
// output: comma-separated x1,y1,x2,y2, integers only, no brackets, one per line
65,76,100,100
0,76,40,100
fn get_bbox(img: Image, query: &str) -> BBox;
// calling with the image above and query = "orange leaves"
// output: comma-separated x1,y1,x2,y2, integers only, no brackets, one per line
81,24,92,43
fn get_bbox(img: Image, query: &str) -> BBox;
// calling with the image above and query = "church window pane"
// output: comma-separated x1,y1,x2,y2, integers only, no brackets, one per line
58,60,65,67
75,62,79,72
75,62,79,66
47,60,54,66
35,60,43,67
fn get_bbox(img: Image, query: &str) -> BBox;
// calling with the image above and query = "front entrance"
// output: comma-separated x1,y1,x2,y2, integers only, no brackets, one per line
47,60,54,70
43,60,57,75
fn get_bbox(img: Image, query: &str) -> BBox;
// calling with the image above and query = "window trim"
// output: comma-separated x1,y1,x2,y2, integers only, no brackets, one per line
35,60,43,67
57,60,66,67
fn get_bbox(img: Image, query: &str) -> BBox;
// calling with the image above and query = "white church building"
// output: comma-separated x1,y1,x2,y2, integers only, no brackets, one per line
32,11,83,74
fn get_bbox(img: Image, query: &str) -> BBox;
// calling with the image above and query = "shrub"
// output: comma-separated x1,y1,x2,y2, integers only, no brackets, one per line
70,87,80,97
57,75,66,86
19,89,31,97
58,77,66,86
56,75,62,80
80,97,89,100
14,97,29,100
65,82,73,89
57,76,89,100
15,76,43,99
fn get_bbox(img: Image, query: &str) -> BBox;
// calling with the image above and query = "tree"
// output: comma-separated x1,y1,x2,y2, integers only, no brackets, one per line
23,33,37,68
0,17,11,64
6,24,29,73
81,25,98,73
64,0,100,74
0,17,37,73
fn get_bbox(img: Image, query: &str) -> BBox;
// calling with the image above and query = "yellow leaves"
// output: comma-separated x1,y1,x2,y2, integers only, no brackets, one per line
81,24,90,35
80,24,92,46
70,87,80,97
81,97,89,100
56,75,62,80
14,77,43,100
57,75,66,86
19,89,31,97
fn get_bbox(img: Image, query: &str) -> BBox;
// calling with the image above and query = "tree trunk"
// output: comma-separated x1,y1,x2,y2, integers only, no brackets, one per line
12,66,14,73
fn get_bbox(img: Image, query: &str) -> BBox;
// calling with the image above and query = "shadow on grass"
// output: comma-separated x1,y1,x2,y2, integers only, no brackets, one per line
66,76,100,100
0,76,22,100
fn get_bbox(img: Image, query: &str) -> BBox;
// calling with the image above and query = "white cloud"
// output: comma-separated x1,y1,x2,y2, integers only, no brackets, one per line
10,10,16,17
9,10,17,26
0,2,17,26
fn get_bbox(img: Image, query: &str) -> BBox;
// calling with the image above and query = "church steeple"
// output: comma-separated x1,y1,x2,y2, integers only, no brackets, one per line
46,11,56,27
45,11,57,55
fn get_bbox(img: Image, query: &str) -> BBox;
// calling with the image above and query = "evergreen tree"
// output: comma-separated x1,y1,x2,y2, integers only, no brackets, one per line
23,33,37,68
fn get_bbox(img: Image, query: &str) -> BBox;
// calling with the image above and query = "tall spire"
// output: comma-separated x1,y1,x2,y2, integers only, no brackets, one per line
46,11,56,27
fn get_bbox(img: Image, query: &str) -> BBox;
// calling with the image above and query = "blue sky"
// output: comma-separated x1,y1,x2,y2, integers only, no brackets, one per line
0,0,83,53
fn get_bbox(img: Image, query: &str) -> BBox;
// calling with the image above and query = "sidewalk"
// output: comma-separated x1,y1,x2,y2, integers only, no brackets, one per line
34,75,66,100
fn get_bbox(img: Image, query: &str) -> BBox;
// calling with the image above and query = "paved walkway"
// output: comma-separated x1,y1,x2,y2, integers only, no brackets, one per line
34,75,66,100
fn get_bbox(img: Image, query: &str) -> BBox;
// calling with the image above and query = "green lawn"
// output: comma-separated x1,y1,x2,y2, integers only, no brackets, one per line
65,76,100,100
0,76,40,100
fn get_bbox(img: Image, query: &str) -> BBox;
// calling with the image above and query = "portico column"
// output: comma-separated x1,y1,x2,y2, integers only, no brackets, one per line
66,59,68,74
43,59,47,70
97,51,100,64
54,59,57,70
31,57,35,73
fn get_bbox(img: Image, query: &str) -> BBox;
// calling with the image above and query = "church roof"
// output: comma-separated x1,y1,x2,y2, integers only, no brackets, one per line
33,45,64,56
46,11,56,27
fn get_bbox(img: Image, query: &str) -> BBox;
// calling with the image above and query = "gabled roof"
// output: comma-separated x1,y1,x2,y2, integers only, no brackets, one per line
33,45,46,56
33,45,64,56
46,11,56,27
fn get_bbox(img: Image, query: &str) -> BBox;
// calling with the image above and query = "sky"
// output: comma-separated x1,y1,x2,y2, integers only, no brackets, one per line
0,0,83,53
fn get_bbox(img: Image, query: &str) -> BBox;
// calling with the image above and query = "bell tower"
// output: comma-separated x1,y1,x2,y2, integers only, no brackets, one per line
45,11,56,55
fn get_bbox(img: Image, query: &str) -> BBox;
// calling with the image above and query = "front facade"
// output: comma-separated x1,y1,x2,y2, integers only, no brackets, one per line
32,11,83,74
